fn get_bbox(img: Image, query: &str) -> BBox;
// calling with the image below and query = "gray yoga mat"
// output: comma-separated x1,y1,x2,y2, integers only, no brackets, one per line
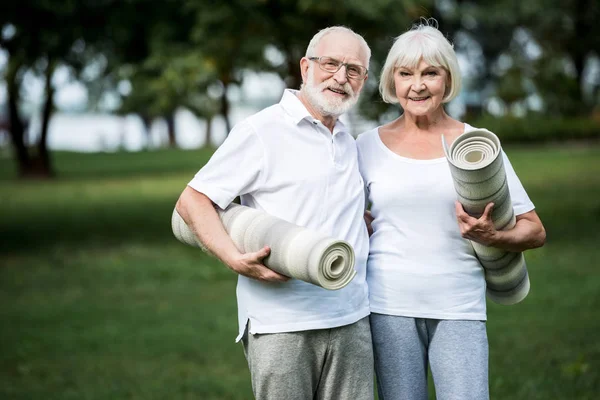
443,129,530,305
171,203,356,290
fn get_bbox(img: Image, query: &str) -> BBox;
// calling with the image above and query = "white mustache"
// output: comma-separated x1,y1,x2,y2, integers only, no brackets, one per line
319,80,354,97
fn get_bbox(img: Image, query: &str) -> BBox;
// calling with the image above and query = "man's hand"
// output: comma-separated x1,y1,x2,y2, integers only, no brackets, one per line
228,246,289,282
364,210,374,237
455,201,498,246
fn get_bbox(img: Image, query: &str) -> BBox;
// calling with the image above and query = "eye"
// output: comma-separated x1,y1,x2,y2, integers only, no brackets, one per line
398,71,411,77
426,70,439,76
325,60,340,68
347,65,361,76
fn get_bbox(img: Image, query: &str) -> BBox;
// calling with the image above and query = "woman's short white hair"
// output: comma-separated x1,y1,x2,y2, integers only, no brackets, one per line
305,26,371,66
379,20,461,104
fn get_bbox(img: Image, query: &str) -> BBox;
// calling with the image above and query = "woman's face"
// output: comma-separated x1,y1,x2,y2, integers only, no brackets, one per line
393,58,448,117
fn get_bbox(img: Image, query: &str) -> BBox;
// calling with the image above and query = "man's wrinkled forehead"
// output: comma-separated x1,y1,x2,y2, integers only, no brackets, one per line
315,32,368,66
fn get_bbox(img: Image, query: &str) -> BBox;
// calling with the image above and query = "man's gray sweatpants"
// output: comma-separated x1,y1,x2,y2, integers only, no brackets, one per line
242,317,374,400
370,314,489,400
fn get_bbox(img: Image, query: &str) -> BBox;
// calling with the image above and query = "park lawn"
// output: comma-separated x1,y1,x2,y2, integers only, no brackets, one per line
1,144,599,399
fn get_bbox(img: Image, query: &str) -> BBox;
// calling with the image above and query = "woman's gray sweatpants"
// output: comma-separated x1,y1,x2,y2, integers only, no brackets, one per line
242,317,374,400
370,314,489,400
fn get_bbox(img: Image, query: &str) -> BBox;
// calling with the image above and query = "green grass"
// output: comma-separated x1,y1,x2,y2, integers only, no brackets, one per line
1,145,599,399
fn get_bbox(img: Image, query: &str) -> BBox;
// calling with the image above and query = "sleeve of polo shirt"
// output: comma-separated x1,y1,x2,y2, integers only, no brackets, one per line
502,151,535,216
187,121,265,209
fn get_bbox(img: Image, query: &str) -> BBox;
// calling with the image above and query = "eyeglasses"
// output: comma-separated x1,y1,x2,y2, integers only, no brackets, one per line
308,56,368,80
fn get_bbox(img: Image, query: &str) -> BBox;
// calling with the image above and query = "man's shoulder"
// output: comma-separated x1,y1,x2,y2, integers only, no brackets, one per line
236,102,298,141
246,102,286,126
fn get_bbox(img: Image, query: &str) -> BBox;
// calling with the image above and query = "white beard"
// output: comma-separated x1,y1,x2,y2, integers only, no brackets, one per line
302,66,359,117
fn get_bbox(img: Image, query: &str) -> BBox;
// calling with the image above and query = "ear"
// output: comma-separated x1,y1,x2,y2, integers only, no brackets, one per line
300,57,310,85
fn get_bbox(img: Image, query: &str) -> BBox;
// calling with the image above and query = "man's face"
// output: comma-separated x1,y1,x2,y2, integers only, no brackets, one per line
300,32,368,117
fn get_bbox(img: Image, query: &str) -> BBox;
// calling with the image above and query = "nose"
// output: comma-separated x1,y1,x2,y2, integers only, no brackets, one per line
411,76,425,91
333,65,348,84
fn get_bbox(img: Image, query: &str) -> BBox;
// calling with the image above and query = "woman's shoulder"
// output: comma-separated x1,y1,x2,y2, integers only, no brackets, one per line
463,122,479,132
355,126,381,147
439,119,468,145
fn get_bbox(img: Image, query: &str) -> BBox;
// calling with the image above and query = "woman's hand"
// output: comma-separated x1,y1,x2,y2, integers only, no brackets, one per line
364,210,374,237
455,201,546,252
455,201,498,246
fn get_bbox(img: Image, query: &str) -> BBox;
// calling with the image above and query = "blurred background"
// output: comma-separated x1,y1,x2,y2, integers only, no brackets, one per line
1,1,599,399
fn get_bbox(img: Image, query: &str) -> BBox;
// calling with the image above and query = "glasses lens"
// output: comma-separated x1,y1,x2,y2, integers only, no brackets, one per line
320,57,340,72
315,57,366,79
346,65,362,78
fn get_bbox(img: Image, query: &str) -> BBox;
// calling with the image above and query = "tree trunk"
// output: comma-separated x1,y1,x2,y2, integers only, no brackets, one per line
165,113,177,148
6,58,31,177
220,89,231,135
6,56,56,179
204,116,213,148
140,114,153,149
571,0,591,113
36,59,56,178
286,49,302,90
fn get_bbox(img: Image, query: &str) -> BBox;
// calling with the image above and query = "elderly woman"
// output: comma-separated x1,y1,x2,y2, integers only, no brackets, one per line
356,22,546,400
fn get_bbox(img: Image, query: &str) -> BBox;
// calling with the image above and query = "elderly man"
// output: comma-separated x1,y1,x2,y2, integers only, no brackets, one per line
176,26,373,400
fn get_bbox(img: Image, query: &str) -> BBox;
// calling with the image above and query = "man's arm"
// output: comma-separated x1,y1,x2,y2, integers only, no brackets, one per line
176,186,288,282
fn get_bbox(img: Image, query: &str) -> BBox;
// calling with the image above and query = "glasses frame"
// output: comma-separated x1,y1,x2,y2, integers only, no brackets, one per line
307,56,368,80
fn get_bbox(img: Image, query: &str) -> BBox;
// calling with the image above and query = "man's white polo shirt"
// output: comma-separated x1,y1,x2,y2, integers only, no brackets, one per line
188,89,370,341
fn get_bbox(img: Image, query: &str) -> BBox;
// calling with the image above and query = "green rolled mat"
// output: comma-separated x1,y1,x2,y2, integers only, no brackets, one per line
171,203,356,290
442,129,530,305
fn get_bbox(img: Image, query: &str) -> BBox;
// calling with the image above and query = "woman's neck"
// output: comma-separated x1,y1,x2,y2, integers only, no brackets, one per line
400,108,451,133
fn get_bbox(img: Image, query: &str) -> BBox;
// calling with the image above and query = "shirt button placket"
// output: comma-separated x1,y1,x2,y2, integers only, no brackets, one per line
313,120,336,164
331,134,337,165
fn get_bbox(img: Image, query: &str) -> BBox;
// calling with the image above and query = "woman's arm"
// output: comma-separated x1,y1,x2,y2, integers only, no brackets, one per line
455,201,546,252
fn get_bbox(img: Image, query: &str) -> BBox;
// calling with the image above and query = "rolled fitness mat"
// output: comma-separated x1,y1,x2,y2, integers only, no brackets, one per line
443,129,530,305
171,203,356,290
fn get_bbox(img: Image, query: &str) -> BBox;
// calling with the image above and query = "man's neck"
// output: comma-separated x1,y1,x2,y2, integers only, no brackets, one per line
297,91,338,133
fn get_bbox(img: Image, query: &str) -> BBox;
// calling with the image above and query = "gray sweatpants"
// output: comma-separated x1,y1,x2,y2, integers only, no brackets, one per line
242,317,374,400
370,314,489,400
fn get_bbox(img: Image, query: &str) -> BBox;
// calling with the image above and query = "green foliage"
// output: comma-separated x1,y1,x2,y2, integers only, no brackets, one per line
456,0,600,116
495,66,529,107
3,1,600,178
1,146,600,399
113,1,221,122
468,116,600,143
119,51,219,120
531,54,586,116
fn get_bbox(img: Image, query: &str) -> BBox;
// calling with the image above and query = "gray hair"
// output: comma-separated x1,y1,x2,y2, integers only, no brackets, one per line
305,26,371,66
379,19,461,104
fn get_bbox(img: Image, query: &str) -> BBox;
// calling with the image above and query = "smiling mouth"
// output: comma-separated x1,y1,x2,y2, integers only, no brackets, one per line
327,87,347,96
409,96,430,101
